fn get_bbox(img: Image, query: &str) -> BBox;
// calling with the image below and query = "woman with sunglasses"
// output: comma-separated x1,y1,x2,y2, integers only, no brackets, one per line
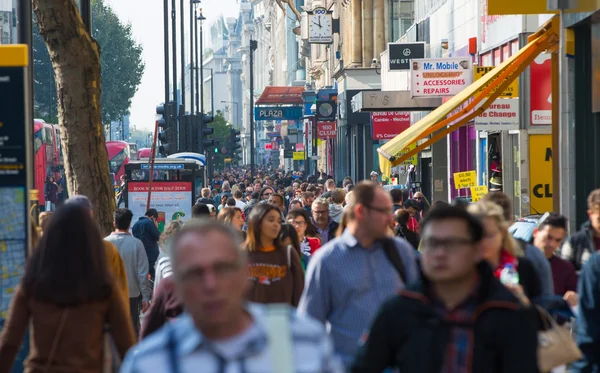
286,209,321,269
244,204,304,306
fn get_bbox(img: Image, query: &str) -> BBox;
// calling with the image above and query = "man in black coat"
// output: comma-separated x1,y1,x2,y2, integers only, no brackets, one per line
352,205,539,373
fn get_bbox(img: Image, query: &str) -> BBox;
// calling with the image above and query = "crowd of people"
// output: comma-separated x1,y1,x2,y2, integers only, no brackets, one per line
1,167,600,373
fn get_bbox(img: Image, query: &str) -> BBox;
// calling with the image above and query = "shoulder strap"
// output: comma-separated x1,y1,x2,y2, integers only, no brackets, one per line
287,245,291,268
44,309,69,373
381,238,407,283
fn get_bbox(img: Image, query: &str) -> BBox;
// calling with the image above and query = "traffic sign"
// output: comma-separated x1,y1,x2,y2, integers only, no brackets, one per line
473,66,519,98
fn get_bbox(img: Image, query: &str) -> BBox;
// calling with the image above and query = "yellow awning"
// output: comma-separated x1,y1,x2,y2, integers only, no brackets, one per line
378,16,560,177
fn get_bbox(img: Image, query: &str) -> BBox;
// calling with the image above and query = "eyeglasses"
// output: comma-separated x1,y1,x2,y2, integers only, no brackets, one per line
421,238,474,253
263,193,273,197
177,260,242,283
312,209,329,215
364,205,393,215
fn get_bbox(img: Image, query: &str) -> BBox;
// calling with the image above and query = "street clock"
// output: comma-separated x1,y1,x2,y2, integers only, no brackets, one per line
308,7,333,44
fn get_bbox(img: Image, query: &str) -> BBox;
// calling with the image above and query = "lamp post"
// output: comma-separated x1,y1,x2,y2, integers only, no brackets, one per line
221,101,240,128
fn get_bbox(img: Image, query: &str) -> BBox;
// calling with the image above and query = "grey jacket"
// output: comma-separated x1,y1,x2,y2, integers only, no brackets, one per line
105,232,152,301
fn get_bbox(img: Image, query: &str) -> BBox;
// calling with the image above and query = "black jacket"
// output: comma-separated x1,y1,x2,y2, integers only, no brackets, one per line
515,256,542,300
352,261,539,373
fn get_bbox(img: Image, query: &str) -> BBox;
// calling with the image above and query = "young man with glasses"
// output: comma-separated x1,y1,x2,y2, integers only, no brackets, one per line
122,220,343,373
351,205,539,373
299,182,419,369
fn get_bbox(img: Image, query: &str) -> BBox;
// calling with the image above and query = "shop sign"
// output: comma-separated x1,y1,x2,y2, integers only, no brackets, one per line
474,98,519,127
529,134,553,213
371,112,411,140
388,42,425,70
453,170,477,189
411,58,473,98
265,143,273,150
473,66,519,98
530,54,552,125
396,143,418,166
293,151,305,161
295,143,305,151
317,121,337,139
470,185,489,202
254,106,303,121
284,149,294,159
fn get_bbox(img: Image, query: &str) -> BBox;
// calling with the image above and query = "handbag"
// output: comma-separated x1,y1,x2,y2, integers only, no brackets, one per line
43,309,69,373
536,306,582,372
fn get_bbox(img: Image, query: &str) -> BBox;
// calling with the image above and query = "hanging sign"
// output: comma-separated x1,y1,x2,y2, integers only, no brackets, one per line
454,170,477,189
317,121,337,139
293,151,305,161
411,58,473,97
474,98,520,127
470,185,489,202
371,112,411,140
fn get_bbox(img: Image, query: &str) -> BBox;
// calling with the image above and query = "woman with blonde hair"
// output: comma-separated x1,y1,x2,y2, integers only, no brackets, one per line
468,201,541,300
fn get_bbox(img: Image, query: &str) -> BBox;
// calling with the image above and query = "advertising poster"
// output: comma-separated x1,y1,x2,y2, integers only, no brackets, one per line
411,57,473,97
371,112,411,140
530,54,552,125
528,134,553,213
127,182,193,232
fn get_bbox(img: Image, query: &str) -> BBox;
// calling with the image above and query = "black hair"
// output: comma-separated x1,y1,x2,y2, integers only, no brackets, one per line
145,208,158,218
451,198,469,210
192,203,210,218
538,213,568,231
114,208,134,230
390,189,404,204
420,205,484,243
226,197,237,207
279,223,301,253
22,203,112,306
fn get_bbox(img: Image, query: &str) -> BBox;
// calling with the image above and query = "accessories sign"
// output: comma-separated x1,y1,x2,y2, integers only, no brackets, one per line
411,58,473,97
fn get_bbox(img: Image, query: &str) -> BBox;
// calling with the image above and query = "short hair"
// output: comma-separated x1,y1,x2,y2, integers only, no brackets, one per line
306,185,317,193
234,190,243,199
330,188,346,204
114,208,134,230
345,181,380,220
222,181,231,190
289,200,303,210
226,197,237,207
588,189,600,210
481,192,512,222
312,197,329,209
192,203,210,218
201,188,211,198
170,219,245,269
145,209,158,219
390,189,404,204
269,193,284,205
421,205,484,243
325,179,335,189
301,192,314,200
538,213,568,231
394,209,410,226
251,191,260,200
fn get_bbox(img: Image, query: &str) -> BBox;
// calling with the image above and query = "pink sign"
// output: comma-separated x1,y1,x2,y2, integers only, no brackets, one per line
530,54,552,125
371,112,411,140
317,122,337,139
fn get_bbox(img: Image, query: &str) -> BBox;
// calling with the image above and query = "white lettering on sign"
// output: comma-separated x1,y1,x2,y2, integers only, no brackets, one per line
259,109,284,118
411,58,472,98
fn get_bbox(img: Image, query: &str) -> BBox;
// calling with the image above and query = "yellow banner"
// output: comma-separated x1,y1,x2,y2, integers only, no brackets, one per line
397,143,418,166
293,151,305,161
474,66,519,98
529,134,553,213
488,0,600,15
470,185,489,202
454,171,477,189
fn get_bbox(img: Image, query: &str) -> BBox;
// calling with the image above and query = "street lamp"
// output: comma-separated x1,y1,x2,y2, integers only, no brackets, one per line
221,101,240,128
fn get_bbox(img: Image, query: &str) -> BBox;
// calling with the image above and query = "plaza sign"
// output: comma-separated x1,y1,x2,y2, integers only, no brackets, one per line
254,106,303,121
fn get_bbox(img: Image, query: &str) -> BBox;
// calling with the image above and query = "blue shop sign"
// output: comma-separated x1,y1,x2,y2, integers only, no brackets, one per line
254,106,303,121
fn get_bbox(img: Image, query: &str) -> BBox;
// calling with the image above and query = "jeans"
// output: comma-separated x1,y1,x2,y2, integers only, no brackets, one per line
129,296,141,337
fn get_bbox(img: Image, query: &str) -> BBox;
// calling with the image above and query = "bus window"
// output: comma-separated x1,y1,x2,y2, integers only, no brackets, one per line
109,149,127,175
44,127,54,145
129,143,139,160
34,128,43,154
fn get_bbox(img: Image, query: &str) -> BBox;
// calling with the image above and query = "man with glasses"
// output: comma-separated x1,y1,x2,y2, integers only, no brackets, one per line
311,198,339,246
352,205,539,373
122,220,343,372
299,182,419,369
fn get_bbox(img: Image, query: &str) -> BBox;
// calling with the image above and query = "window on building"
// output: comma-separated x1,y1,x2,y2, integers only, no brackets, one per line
390,0,414,42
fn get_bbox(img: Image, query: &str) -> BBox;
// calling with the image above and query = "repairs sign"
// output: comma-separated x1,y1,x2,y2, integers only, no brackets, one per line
411,58,473,97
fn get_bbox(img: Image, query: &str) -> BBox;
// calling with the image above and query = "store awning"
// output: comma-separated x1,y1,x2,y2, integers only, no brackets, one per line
256,86,305,105
377,16,560,176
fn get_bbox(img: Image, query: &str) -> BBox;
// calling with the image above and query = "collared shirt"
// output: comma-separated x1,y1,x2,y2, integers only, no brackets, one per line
120,303,343,373
298,229,419,367
431,288,479,373
312,218,337,246
104,232,152,301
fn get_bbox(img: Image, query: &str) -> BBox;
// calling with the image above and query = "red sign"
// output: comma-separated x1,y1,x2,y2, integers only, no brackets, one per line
295,143,305,151
128,182,192,192
265,143,273,150
255,86,305,105
317,122,337,139
371,112,411,140
530,53,552,125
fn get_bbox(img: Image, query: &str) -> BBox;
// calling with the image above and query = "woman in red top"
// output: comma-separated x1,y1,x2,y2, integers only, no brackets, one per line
286,209,321,268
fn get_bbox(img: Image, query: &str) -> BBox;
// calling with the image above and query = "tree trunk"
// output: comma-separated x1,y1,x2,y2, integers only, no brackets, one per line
33,0,115,234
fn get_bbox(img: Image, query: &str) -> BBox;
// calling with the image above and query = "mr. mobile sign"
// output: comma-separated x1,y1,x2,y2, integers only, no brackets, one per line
411,58,473,97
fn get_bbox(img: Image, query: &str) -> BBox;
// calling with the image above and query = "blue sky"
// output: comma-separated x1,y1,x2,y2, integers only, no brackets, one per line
104,0,240,130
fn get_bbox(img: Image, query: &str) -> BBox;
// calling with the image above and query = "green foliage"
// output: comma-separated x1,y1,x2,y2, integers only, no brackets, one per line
33,0,145,124
209,111,233,170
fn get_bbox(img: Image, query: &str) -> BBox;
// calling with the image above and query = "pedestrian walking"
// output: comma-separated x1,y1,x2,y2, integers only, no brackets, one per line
131,208,161,280
0,203,135,373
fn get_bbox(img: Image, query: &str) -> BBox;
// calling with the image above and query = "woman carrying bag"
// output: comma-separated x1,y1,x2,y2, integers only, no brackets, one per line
0,204,135,373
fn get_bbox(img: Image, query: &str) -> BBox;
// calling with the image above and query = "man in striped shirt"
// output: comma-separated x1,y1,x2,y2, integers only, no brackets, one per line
298,182,420,368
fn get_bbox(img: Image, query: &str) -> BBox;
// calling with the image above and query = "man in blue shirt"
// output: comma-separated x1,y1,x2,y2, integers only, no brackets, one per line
298,181,419,368
132,208,161,279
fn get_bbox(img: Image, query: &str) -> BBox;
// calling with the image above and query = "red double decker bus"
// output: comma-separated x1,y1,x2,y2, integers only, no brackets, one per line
34,119,62,206
106,140,132,185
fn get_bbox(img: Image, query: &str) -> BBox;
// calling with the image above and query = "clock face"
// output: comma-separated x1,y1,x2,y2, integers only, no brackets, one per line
308,10,332,44
319,103,333,117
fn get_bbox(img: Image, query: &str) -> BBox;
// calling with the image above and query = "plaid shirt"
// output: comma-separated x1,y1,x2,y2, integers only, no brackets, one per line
431,289,479,373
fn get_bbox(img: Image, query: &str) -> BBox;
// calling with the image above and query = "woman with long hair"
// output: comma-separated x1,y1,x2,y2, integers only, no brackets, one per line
279,223,305,271
217,207,245,231
0,204,135,372
244,204,304,306
468,201,541,300
286,209,321,268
